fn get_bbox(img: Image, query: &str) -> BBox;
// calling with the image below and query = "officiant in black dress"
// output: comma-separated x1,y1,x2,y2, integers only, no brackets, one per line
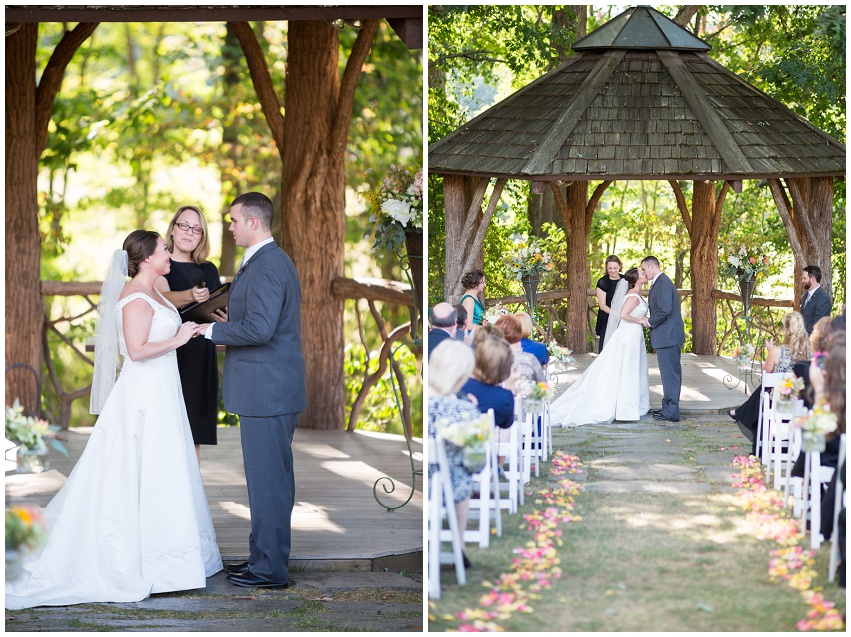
595,255,623,352
155,205,221,462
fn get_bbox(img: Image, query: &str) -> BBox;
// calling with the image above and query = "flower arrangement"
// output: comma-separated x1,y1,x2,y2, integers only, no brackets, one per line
6,505,47,552
732,343,755,371
517,380,553,402
5,400,67,456
5,505,48,580
795,403,838,450
547,341,574,366
482,303,509,325
721,244,772,282
504,235,554,280
777,376,805,400
363,164,423,257
433,412,492,449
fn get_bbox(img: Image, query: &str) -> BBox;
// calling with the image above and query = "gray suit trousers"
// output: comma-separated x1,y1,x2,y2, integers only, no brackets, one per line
239,413,299,583
656,345,682,419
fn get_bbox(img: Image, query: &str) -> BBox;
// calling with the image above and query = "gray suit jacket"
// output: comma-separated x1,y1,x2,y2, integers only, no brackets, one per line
212,241,307,417
647,272,685,349
800,286,831,333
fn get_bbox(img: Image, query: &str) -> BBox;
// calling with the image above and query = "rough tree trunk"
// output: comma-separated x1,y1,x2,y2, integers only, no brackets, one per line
233,19,378,429
6,21,97,412
5,24,41,411
689,180,721,354
768,176,834,307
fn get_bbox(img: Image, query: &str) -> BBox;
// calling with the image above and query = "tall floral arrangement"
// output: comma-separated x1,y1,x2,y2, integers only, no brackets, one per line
5,400,67,456
721,243,772,282
504,235,554,280
363,164,423,257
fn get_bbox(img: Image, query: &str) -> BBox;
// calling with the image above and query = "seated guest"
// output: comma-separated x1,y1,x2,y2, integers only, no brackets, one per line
454,304,469,340
813,331,846,586
495,314,545,384
462,335,515,430
730,311,811,454
428,340,484,568
516,312,550,368
427,302,458,358
795,316,833,408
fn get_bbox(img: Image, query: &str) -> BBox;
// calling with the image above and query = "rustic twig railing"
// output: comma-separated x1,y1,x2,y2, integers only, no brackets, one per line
485,286,794,356
39,278,421,433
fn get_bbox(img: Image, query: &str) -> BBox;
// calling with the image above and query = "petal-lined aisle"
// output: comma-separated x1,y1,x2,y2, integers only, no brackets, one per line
428,417,845,631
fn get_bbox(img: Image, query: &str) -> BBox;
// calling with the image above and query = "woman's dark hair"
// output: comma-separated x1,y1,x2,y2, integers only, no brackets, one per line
461,270,484,291
605,255,622,269
454,303,468,328
623,267,640,289
123,230,161,278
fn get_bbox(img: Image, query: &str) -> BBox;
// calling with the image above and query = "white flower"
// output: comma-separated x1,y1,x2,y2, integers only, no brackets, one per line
381,198,415,227
738,245,747,256
727,255,741,268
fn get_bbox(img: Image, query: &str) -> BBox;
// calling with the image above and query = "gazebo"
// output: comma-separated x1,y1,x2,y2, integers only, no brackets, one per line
429,6,845,354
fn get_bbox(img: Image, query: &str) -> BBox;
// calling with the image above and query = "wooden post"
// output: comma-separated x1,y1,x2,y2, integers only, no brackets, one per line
690,180,722,354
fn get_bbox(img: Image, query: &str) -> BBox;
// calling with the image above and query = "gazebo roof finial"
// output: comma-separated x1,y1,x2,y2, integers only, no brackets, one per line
573,5,711,52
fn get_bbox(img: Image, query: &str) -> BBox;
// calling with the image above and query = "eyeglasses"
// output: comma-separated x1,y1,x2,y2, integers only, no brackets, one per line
176,222,204,235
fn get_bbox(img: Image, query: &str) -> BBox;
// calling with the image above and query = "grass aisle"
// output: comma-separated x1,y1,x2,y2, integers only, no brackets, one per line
428,418,846,631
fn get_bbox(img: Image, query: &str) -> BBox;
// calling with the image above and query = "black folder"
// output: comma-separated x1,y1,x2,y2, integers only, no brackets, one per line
178,283,230,322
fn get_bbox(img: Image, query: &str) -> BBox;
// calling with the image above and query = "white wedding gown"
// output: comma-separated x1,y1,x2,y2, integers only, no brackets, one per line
6,292,222,610
549,293,650,427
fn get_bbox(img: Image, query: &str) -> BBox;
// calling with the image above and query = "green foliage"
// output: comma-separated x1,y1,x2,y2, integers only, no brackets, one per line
344,344,423,438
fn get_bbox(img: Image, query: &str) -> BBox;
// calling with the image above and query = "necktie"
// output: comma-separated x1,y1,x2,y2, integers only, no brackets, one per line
232,258,246,284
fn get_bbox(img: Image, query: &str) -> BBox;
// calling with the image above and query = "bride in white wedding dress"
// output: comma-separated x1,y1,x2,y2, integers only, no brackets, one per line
549,267,650,427
6,231,222,610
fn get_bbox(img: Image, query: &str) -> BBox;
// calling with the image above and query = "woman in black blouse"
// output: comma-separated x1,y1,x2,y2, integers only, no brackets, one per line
595,255,623,352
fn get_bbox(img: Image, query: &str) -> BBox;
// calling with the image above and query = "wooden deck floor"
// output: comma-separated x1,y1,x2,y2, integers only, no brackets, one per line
550,352,755,413
5,428,423,570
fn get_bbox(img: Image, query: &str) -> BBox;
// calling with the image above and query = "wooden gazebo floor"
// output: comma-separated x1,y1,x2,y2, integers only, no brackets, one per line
5,428,423,571
550,352,757,414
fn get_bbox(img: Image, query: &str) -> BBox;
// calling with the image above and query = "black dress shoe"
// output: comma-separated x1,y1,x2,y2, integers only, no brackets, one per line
225,561,250,575
653,413,679,422
652,409,663,416
462,551,472,569
226,572,290,589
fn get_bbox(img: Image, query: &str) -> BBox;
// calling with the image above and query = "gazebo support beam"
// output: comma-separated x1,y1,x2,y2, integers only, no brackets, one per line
669,179,728,355
768,176,834,306
444,175,506,302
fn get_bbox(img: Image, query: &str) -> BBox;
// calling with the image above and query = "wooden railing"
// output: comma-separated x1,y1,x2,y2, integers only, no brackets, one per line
485,287,793,355
39,277,421,432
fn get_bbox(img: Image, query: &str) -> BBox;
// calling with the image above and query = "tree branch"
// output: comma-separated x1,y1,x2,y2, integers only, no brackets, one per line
585,180,613,235
715,180,730,212
428,51,509,68
228,21,285,155
767,178,805,265
667,180,692,234
673,5,701,28
330,19,379,158
460,179,507,277
35,22,99,157
549,182,570,237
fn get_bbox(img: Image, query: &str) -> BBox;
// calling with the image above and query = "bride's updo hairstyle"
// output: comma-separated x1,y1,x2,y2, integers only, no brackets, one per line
123,230,161,278
623,267,641,289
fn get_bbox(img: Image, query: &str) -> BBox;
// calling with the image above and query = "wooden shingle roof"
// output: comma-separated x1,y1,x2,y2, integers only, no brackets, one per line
429,6,845,181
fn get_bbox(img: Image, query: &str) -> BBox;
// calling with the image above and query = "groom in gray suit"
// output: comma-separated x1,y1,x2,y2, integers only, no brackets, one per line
204,192,306,589
640,256,685,423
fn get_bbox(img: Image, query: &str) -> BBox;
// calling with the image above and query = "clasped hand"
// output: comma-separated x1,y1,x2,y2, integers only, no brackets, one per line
177,321,207,344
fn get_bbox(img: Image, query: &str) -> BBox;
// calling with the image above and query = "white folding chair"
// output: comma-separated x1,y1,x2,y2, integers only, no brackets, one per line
428,436,466,598
540,399,553,462
466,412,502,547
828,434,846,582
785,425,805,515
521,397,544,479
767,396,799,491
495,418,521,515
757,372,793,466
